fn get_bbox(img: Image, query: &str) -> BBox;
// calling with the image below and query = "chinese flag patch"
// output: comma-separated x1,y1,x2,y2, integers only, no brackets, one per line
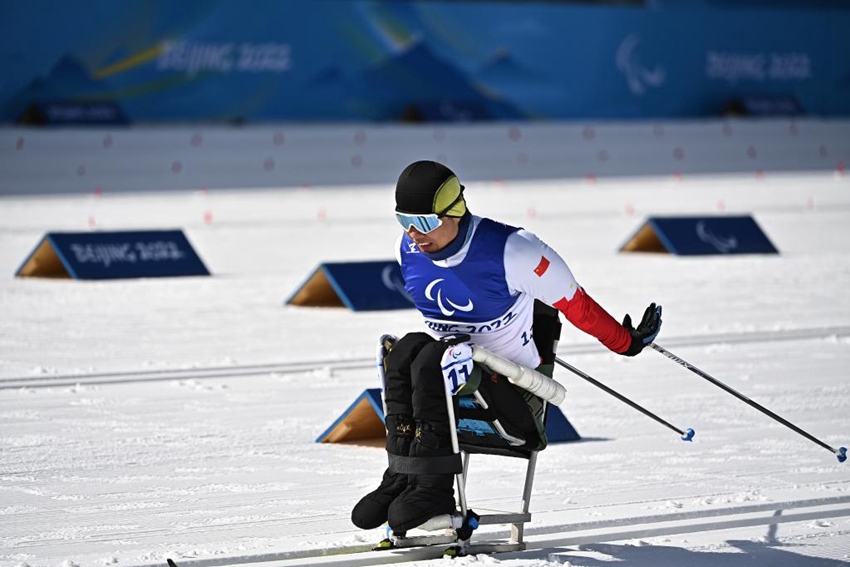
533,255,550,277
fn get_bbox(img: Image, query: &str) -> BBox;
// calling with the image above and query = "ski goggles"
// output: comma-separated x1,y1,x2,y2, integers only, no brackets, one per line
395,190,464,234
395,213,444,234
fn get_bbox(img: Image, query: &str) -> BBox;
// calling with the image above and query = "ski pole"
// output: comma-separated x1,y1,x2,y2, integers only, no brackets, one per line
554,356,694,442
650,343,847,463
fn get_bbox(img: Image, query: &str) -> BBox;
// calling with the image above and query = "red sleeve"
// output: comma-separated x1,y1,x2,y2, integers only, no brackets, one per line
553,288,631,354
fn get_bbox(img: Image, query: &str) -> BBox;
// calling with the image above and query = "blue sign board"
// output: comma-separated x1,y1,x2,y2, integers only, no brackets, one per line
16,230,210,279
316,388,386,444
621,215,779,255
287,260,413,312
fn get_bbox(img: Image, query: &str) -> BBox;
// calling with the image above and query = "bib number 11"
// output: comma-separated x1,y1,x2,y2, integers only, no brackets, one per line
440,343,474,395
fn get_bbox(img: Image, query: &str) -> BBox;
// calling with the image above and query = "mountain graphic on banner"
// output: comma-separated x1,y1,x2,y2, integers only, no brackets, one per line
10,55,105,103
476,48,545,86
5,54,129,123
346,41,525,121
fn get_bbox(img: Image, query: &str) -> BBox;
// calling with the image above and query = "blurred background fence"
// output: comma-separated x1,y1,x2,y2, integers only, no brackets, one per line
2,120,848,195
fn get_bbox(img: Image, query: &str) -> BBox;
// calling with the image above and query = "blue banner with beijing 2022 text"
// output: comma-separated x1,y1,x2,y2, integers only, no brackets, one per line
24,230,211,279
1,2,848,123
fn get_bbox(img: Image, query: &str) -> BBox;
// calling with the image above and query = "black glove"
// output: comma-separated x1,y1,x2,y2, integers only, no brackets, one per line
440,334,472,347
621,303,662,357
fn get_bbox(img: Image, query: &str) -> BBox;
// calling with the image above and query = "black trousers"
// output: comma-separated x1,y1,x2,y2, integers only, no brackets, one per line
384,333,450,433
383,332,538,443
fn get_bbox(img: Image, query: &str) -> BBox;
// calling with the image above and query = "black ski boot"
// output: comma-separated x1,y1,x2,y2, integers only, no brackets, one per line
351,415,414,529
386,421,457,533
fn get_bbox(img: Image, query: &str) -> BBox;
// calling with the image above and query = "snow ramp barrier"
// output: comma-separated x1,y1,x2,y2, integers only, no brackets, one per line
620,215,779,255
285,260,413,311
15,230,210,279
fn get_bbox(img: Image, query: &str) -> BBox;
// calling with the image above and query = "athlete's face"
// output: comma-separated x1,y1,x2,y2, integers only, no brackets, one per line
406,216,461,253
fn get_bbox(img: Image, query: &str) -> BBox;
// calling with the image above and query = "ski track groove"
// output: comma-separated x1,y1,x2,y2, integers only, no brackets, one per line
116,496,850,567
2,326,848,390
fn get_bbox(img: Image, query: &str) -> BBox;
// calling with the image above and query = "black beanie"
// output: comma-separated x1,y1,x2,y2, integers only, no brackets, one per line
395,160,466,216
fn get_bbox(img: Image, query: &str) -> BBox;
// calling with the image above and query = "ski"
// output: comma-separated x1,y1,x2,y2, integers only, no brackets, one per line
372,509,487,557
162,495,850,567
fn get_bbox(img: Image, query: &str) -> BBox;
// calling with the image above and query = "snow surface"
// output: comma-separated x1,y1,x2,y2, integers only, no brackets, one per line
1,172,849,566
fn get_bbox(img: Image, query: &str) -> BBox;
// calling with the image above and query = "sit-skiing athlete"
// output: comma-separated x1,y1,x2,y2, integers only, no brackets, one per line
351,160,662,533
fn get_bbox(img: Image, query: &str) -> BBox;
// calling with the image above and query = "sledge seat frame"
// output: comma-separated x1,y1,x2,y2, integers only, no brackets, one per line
380,301,562,554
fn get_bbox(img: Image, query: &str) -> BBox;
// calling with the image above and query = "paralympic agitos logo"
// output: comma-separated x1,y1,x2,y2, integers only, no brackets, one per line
425,278,474,317
616,33,666,96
